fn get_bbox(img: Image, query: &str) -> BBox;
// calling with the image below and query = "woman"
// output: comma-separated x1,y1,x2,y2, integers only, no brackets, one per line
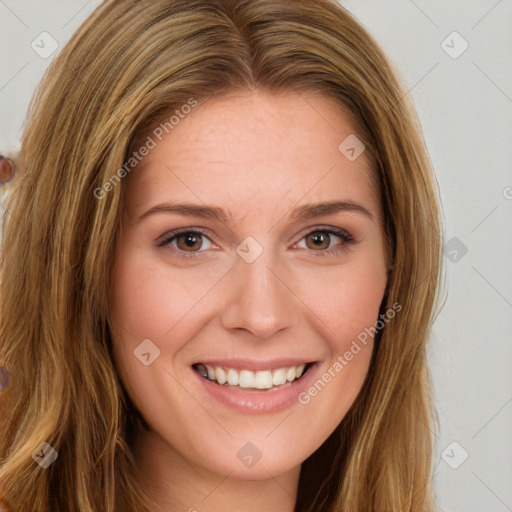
0,0,444,510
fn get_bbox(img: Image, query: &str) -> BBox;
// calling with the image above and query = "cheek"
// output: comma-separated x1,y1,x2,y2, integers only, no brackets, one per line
293,260,387,430
109,248,181,384
109,242,228,405
111,248,201,342
301,252,388,347
109,250,206,428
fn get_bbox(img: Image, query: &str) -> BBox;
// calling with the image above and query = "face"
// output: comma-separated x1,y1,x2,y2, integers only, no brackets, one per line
110,89,389,483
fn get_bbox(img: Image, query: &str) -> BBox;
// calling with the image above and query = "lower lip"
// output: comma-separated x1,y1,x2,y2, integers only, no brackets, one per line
193,363,319,414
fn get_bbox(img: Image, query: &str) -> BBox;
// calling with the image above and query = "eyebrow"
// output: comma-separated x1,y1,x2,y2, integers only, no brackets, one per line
137,199,375,225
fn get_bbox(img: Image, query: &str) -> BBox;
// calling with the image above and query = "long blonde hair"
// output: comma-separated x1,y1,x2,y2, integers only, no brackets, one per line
0,0,445,510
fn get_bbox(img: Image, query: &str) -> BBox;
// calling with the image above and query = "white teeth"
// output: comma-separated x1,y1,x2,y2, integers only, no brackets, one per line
239,370,256,388
215,367,227,385
198,363,310,389
255,370,273,389
272,368,287,386
227,368,239,386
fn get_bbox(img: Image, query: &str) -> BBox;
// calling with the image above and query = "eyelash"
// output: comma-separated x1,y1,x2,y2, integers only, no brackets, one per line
156,226,356,261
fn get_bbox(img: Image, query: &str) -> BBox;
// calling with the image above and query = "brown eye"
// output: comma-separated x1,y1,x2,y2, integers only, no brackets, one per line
296,227,355,256
157,228,214,260
305,231,331,251
175,232,203,251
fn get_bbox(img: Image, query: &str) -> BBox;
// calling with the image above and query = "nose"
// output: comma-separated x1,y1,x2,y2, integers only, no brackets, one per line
220,248,297,339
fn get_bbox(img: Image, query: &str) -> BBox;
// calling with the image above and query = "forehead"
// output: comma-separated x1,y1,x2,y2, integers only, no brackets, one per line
123,90,380,224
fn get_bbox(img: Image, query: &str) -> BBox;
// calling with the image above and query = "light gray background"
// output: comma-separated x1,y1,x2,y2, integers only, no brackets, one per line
1,1,511,511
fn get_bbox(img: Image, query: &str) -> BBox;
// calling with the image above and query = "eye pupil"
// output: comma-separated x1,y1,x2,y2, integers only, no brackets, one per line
185,234,196,246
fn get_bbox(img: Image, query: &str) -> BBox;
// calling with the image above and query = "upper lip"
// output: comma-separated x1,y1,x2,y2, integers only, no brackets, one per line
192,358,317,371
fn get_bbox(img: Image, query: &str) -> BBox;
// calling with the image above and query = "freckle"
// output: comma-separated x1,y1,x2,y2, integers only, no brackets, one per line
0,156,17,185
0,366,10,391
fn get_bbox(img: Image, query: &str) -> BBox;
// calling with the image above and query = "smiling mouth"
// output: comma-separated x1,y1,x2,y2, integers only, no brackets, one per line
192,362,315,391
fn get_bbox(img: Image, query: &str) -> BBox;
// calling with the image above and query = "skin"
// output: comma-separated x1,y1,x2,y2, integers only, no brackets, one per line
110,89,389,512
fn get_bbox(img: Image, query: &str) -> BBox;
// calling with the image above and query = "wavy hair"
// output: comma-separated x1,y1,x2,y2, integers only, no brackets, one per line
0,0,445,510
